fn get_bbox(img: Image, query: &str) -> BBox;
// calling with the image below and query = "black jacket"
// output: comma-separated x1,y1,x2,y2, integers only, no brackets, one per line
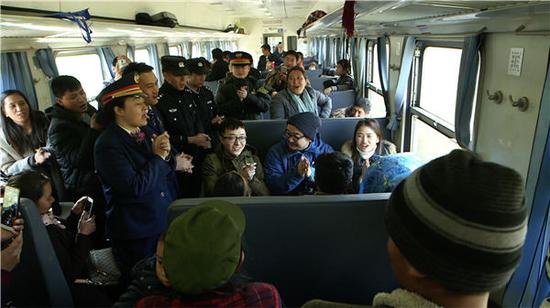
216,75,270,120
257,55,268,72
206,60,229,81
46,104,101,198
156,82,205,154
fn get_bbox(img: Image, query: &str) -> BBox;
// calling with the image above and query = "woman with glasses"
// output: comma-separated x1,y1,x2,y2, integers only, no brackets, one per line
202,118,269,196
271,66,332,119
264,112,333,195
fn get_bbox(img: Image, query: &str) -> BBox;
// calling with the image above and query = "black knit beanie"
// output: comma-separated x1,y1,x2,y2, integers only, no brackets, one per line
385,149,528,293
287,112,321,140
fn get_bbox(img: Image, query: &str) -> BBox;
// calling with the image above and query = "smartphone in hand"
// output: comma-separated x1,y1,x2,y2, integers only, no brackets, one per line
83,197,94,219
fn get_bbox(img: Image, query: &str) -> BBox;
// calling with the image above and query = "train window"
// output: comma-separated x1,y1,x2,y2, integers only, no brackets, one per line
366,42,389,118
55,51,104,106
169,45,181,56
134,48,151,65
408,44,474,161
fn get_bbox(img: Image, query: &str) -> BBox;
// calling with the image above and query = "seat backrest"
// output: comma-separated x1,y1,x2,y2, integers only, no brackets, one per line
330,90,356,110
204,80,219,96
306,69,322,79
168,194,398,307
18,198,74,307
243,117,389,160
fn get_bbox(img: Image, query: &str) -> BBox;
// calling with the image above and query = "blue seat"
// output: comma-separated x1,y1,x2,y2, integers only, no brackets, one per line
204,80,220,96
309,76,336,91
243,117,389,161
330,90,356,110
306,69,322,79
168,194,398,307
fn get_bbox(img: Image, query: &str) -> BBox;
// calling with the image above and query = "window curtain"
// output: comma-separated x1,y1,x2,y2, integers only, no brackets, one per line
163,43,170,56
127,45,135,62
1,52,39,109
97,47,117,79
355,38,368,97
192,42,201,58
454,34,483,150
147,44,162,84
377,36,390,118
503,55,550,308
387,36,416,140
34,48,59,105
179,42,191,59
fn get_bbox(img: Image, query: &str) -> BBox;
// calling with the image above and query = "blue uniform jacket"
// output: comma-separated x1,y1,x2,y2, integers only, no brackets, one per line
264,134,334,195
94,123,178,240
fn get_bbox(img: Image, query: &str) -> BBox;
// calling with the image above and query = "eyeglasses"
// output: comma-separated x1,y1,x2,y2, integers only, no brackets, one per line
283,130,306,140
222,135,247,143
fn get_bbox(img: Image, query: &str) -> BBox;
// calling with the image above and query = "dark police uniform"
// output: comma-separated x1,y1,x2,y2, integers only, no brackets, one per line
94,75,178,276
216,51,270,120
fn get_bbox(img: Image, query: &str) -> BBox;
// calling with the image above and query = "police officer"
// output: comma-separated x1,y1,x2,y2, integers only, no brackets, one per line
157,56,211,197
185,58,224,146
216,51,270,120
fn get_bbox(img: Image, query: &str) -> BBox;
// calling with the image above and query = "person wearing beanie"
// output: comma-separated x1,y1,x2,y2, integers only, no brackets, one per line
304,149,528,308
216,51,270,120
132,200,283,307
94,74,179,278
264,112,334,195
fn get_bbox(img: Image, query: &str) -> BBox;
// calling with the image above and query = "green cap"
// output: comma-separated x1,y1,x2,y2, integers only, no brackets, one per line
163,200,246,294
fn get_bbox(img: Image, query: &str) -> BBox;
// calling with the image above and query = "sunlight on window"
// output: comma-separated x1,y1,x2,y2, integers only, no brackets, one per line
368,90,386,118
411,117,460,162
135,48,151,65
169,46,180,56
55,53,104,102
419,47,462,125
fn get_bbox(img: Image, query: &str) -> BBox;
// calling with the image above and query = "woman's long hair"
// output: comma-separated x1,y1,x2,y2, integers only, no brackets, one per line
0,90,48,155
350,119,384,165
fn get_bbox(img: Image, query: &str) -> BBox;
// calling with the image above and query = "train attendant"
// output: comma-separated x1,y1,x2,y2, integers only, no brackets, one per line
94,74,178,277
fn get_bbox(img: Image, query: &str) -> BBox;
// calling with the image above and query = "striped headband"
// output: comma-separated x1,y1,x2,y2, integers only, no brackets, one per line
101,84,143,106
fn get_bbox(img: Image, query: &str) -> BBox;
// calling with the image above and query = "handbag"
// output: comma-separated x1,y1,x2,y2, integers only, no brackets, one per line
88,247,121,286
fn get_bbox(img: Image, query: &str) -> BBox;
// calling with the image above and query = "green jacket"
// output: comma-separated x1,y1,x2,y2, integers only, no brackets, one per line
202,146,270,196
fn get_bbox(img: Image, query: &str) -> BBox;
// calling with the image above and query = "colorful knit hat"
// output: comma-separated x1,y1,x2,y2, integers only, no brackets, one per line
385,149,528,293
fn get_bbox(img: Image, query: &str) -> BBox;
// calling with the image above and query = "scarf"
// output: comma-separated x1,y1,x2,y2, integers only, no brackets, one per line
289,89,316,114
373,288,442,308
41,211,66,229
356,146,376,161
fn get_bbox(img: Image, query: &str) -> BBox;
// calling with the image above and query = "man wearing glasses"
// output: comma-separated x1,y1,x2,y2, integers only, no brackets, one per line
264,112,333,195
202,118,269,196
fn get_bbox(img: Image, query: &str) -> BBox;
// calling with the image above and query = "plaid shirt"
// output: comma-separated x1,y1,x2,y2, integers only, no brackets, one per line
135,282,282,308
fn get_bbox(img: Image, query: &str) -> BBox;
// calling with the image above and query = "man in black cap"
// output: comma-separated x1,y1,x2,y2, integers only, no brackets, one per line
264,112,333,195
157,56,211,197
94,74,178,277
206,48,229,81
257,44,272,72
216,51,270,120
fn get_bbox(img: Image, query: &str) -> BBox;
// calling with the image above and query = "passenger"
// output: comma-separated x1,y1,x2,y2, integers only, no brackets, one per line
216,51,270,120
271,66,332,119
308,62,318,71
206,48,229,82
203,118,269,196
296,51,305,69
304,149,528,308
212,171,252,197
0,90,50,180
7,171,112,307
112,55,132,82
323,59,355,96
273,42,285,63
341,119,396,192
1,218,23,307
94,75,178,277
157,56,211,197
222,50,231,63
245,53,263,80
47,76,103,201
265,50,300,94
257,43,272,72
330,96,371,118
134,200,283,307
314,152,353,194
264,112,334,195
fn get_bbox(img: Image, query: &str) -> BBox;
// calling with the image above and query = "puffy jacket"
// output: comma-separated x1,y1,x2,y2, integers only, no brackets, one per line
271,87,332,119
46,104,100,197
264,134,334,195
202,145,270,196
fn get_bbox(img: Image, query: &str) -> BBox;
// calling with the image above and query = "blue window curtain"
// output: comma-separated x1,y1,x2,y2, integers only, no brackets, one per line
97,47,116,79
163,43,170,56
387,36,416,139
34,48,59,105
179,42,189,59
503,55,550,308
1,52,39,109
355,38,368,97
377,36,390,118
455,34,483,150
127,45,135,62
147,44,162,84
